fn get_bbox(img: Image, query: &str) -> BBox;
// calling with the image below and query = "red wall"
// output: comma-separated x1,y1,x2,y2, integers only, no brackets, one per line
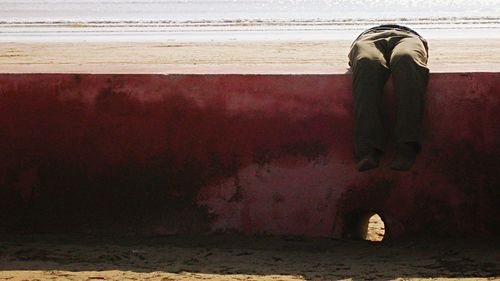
0,73,498,238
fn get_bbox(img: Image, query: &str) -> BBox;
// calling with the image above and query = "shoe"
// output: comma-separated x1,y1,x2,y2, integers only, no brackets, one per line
390,143,418,171
356,149,381,172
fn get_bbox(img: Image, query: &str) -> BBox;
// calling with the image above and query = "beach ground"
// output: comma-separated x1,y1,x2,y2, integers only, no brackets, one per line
0,234,499,281
1,39,500,73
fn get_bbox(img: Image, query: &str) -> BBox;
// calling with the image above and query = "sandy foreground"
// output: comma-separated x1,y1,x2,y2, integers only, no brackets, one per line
1,39,500,74
0,233,499,281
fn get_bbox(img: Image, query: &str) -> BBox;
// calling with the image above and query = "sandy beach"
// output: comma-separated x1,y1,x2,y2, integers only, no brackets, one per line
0,234,499,281
1,39,500,74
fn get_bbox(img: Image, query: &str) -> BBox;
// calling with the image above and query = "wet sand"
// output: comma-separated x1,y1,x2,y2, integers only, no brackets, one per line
0,234,499,281
1,39,500,74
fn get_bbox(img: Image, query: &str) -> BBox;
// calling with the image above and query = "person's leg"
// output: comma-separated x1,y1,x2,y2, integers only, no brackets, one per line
389,36,429,170
349,37,391,171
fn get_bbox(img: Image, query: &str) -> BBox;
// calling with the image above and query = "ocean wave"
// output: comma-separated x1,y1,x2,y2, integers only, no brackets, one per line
1,0,499,23
1,13,499,42
1,16,499,26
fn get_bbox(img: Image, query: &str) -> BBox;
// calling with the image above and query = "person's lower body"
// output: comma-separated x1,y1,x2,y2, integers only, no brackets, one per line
348,30,429,171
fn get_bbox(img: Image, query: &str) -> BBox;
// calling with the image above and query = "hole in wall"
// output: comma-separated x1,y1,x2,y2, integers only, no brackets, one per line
365,213,385,242
343,211,386,242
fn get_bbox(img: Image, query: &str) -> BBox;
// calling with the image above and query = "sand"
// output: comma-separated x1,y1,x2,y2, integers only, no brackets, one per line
1,39,500,74
1,234,499,281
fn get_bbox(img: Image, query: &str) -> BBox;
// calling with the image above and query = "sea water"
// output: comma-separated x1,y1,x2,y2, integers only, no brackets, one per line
0,0,499,42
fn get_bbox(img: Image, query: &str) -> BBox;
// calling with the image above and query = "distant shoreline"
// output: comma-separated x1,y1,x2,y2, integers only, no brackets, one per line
1,15,499,25
1,16,499,42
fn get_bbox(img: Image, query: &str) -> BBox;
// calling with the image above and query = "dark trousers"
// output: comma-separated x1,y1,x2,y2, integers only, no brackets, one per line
348,29,430,158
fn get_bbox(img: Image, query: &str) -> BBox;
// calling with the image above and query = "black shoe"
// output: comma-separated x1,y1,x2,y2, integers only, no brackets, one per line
356,149,381,172
390,143,418,171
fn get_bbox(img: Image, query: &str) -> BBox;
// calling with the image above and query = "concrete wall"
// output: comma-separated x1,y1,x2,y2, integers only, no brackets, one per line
0,73,498,238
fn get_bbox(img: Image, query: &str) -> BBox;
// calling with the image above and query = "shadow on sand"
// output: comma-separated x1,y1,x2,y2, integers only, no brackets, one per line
0,234,499,280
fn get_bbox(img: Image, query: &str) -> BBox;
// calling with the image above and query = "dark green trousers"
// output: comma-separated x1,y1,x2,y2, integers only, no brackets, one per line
348,29,430,158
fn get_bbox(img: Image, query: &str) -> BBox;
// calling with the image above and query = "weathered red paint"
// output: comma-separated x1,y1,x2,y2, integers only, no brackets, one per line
0,73,498,238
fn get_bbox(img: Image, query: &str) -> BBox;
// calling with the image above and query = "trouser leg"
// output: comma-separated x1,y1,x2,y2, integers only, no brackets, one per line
349,40,390,158
390,37,429,150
